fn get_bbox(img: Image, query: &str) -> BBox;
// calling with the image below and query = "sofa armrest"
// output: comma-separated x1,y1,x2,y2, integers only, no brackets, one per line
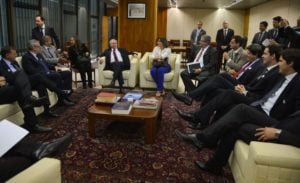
248,141,300,169
7,158,61,183
140,52,150,74
127,57,139,88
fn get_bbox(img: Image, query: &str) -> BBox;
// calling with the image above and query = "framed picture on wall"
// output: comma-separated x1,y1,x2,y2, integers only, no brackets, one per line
128,3,146,19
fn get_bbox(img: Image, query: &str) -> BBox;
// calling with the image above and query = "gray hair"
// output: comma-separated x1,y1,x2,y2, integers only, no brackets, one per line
201,35,211,43
27,39,40,50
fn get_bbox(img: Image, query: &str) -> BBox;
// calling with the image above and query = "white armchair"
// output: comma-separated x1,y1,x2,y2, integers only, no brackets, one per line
98,53,141,88
139,52,181,90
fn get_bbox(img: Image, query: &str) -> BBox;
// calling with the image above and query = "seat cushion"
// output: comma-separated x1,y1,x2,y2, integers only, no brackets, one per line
143,70,174,82
103,70,130,80
0,102,21,120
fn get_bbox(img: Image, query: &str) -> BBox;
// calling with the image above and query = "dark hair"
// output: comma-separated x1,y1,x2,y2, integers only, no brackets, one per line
35,15,45,21
281,48,300,72
247,44,263,58
157,37,169,48
232,35,243,46
266,44,282,62
273,16,282,22
0,46,15,58
260,21,268,27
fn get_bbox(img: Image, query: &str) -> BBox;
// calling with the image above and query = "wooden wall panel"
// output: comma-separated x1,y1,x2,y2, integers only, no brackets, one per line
243,9,250,37
157,8,167,39
106,8,118,17
118,0,158,53
102,16,109,51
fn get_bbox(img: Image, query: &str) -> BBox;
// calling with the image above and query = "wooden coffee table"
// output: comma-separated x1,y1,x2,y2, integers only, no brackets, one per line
87,97,163,144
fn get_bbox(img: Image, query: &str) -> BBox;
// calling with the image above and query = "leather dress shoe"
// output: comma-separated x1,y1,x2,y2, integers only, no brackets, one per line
175,129,204,149
33,133,73,160
44,110,60,118
175,108,194,122
29,124,53,133
57,99,75,106
23,96,49,109
62,90,72,96
187,122,205,130
171,91,193,105
194,160,222,175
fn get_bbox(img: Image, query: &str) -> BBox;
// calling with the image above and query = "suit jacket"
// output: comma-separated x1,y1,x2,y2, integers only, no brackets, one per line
32,26,60,48
267,74,300,120
225,47,248,71
237,59,265,86
216,28,234,49
268,28,281,42
192,46,218,75
190,28,206,44
21,52,54,76
100,48,130,71
252,31,269,45
40,45,59,64
0,59,22,84
246,66,281,101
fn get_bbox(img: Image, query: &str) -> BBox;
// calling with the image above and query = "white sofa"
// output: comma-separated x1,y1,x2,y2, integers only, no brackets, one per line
139,52,181,90
229,140,300,183
98,53,141,88
6,158,61,183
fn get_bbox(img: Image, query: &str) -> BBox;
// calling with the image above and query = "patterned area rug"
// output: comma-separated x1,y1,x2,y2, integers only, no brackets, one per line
30,88,234,183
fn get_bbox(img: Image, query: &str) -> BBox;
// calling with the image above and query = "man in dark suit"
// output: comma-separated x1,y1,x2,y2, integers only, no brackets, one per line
252,21,269,45
176,45,282,129
0,133,72,182
0,46,52,133
32,15,60,48
175,48,300,173
268,16,282,42
190,21,206,46
180,35,218,92
216,21,234,72
173,44,265,105
99,38,131,93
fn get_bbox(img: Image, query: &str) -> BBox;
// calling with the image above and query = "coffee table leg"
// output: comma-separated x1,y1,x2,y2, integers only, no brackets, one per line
145,118,155,144
88,114,96,137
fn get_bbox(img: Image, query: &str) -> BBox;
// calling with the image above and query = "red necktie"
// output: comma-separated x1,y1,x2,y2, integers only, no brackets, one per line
113,48,119,63
235,62,251,78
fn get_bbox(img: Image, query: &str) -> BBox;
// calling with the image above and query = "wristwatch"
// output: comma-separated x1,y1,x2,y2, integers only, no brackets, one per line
274,129,282,139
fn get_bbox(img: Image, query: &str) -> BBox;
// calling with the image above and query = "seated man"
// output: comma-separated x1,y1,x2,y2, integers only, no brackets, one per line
22,40,74,117
176,45,282,129
172,44,265,105
0,133,72,182
99,38,131,93
0,46,51,133
180,35,218,92
175,48,300,174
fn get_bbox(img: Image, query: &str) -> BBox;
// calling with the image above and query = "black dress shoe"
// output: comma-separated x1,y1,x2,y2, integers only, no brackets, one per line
29,96,49,107
175,129,204,149
171,91,193,105
175,108,194,122
29,124,53,133
57,99,75,106
33,133,73,160
194,161,222,175
61,90,72,96
44,110,60,118
187,122,205,130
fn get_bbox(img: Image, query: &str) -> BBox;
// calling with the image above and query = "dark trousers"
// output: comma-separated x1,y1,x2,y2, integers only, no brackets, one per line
0,138,39,182
111,62,125,88
180,69,213,92
46,71,72,90
150,64,171,91
75,61,92,86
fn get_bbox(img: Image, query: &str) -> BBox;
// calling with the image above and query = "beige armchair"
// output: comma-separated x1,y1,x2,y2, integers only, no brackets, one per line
139,52,181,90
7,158,61,183
229,140,300,183
98,53,141,88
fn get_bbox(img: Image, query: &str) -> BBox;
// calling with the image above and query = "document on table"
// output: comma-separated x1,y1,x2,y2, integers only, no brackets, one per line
0,119,29,157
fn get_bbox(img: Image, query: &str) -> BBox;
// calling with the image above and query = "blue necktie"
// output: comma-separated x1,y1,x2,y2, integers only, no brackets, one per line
37,56,50,73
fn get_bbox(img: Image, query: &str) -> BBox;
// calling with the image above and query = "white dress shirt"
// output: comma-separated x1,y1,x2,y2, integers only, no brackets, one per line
110,48,123,63
193,46,209,68
151,46,171,60
3,59,17,73
261,72,298,115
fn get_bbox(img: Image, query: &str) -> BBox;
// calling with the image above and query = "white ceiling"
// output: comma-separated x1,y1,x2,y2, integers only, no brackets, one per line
158,0,273,9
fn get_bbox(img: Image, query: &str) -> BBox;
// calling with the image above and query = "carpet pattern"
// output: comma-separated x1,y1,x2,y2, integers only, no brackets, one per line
31,88,234,183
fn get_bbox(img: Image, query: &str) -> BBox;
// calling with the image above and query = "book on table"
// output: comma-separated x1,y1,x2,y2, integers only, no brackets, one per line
112,101,133,114
133,98,159,109
95,92,119,103
187,62,201,74
122,92,143,101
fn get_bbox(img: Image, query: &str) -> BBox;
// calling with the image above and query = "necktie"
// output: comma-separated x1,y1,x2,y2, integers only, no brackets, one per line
37,57,50,73
40,28,44,36
47,48,54,58
251,77,286,106
195,49,204,62
112,48,119,63
235,61,252,79
224,29,227,37
12,62,21,72
273,29,278,39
